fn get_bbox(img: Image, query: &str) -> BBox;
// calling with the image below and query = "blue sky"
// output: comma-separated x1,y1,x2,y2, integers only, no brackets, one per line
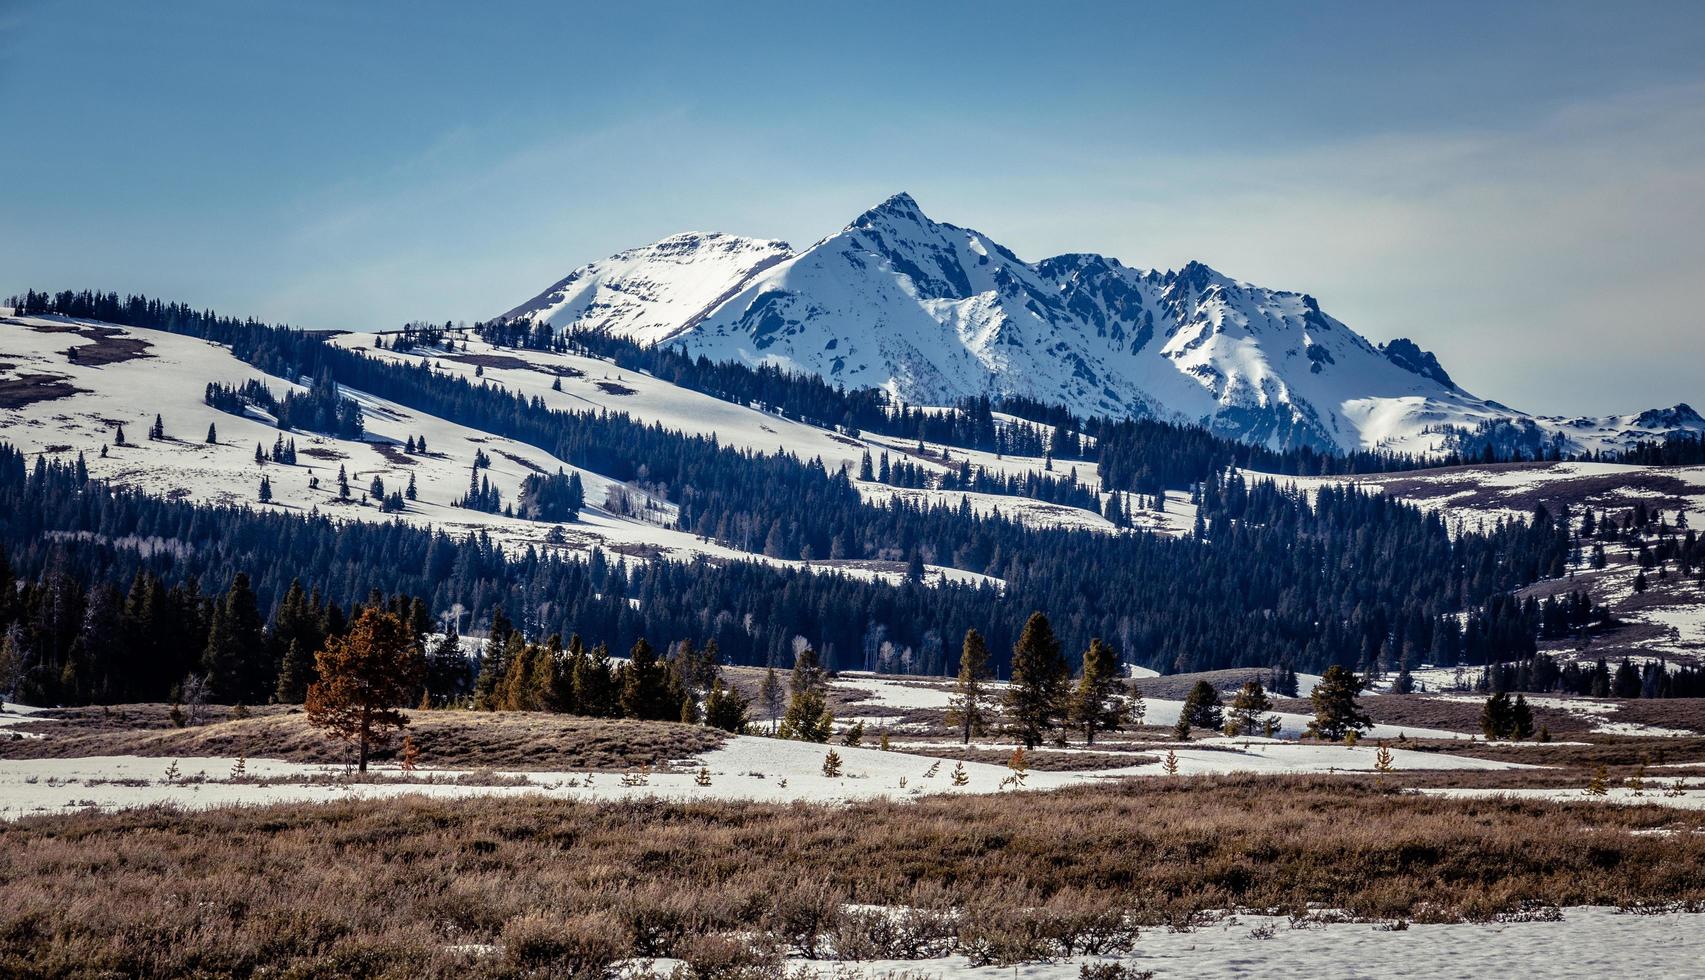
2,1,1702,415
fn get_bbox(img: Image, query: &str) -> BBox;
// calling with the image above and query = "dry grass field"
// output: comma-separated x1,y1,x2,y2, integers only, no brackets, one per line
0,705,725,772
2,778,1703,978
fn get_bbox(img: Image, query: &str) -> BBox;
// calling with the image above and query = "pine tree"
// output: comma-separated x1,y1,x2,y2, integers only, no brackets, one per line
779,685,834,742
759,665,785,733
205,422,218,444
273,639,313,704
703,679,750,733
1006,746,1028,787
1069,637,1128,744
1305,665,1372,742
258,476,272,503
1481,691,1516,740
1005,611,1069,749
574,642,618,718
789,645,826,696
1180,680,1224,732
821,749,843,778
1225,680,1276,737
405,472,417,500
1511,693,1535,740
1374,742,1395,776
1585,764,1609,797
945,628,993,744
619,638,677,721
841,719,864,746
201,573,266,703
305,607,424,772
471,634,508,711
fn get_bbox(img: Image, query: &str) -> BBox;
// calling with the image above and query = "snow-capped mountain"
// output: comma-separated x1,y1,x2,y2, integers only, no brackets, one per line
502,233,793,347
508,193,1701,455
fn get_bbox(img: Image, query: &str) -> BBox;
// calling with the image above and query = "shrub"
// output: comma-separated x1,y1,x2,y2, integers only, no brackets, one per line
501,911,629,976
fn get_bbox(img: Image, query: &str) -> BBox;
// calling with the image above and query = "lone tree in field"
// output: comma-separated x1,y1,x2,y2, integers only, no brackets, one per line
1005,611,1069,749
1482,690,1538,741
305,606,424,772
1481,690,1516,740
1180,680,1224,733
1225,680,1277,737
946,628,994,744
1069,637,1128,745
1305,665,1372,742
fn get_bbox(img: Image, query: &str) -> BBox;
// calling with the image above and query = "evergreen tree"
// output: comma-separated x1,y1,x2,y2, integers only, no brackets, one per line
305,606,424,771
619,637,677,721
779,685,833,742
471,633,508,710
273,639,313,704
1181,680,1224,732
1225,680,1277,737
201,573,266,703
1004,611,1069,748
0,625,23,703
1511,693,1535,740
945,628,993,744
1480,690,1516,739
205,422,218,444
1069,637,1127,744
1391,660,1416,694
575,641,619,717
1305,665,1372,742
758,665,785,733
703,679,750,733
424,622,467,703
789,644,826,696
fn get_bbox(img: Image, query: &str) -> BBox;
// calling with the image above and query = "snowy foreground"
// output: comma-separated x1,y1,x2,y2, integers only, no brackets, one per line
719,907,1700,980
0,732,1549,820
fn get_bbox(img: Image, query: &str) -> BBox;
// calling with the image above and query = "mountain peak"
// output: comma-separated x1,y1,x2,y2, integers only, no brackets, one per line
510,198,1701,456
850,191,928,229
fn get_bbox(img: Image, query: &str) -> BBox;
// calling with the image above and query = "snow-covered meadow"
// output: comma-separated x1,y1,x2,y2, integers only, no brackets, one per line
749,906,1705,980
0,730,1547,821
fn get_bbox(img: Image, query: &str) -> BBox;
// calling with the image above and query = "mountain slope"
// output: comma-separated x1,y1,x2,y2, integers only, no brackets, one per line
504,233,793,346
508,193,1701,455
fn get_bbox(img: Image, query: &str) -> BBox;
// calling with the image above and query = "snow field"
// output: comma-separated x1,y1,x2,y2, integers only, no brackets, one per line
735,906,1705,980
0,729,1536,820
